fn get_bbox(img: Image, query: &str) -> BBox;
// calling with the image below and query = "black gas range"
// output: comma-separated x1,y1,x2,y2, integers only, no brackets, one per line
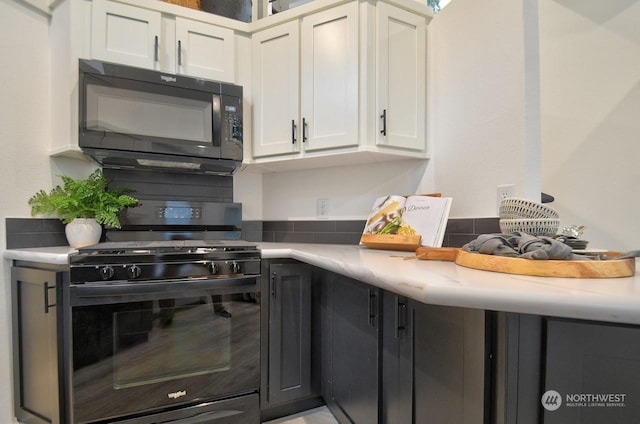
63,202,261,423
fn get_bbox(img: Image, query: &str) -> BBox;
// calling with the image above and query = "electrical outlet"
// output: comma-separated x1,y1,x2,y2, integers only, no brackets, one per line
497,184,516,214
317,198,330,218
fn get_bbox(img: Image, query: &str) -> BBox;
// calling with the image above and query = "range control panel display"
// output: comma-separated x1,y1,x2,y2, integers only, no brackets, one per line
156,207,201,220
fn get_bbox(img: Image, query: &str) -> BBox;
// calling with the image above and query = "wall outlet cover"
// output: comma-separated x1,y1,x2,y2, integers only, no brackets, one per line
497,184,516,214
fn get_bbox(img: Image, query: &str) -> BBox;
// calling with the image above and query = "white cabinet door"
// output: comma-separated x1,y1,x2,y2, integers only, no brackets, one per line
175,17,235,82
376,2,426,151
301,2,359,151
92,0,161,70
252,21,301,157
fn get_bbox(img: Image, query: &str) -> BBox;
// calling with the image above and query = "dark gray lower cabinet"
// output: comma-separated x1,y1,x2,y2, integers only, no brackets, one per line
382,292,490,424
412,301,488,424
493,313,543,424
262,264,640,424
322,272,380,424
381,293,412,424
11,265,65,424
262,260,313,410
542,318,640,423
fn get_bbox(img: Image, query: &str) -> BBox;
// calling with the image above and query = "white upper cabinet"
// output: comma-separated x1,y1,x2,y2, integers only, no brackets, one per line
175,17,235,82
91,0,235,82
376,2,426,151
252,21,301,157
91,1,161,70
300,2,359,152
252,3,358,159
249,0,430,168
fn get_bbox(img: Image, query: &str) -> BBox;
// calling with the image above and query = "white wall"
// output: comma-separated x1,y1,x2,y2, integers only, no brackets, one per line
0,3,52,422
539,0,640,251
260,160,430,220
427,0,542,218
0,3,95,422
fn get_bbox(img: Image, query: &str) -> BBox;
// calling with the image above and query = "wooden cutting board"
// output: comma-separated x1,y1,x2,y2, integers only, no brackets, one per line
415,247,636,278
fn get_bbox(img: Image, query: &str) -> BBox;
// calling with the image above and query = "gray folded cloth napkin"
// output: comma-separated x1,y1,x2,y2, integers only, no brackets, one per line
462,232,589,260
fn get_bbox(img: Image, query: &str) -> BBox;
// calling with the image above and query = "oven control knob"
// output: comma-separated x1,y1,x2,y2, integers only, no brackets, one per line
208,262,218,275
230,261,240,274
99,266,115,281
127,265,142,279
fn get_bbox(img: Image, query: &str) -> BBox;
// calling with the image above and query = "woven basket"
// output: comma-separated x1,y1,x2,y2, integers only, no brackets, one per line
499,218,560,237
162,0,201,10
499,198,559,220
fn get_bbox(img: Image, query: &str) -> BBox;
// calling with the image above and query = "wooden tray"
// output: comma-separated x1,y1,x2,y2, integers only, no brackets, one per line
361,234,421,251
416,247,636,278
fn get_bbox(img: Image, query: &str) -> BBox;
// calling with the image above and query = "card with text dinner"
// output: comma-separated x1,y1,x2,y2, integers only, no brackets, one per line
360,194,452,249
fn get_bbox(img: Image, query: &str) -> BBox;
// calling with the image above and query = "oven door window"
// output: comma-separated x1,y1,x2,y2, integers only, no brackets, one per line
112,297,231,389
71,291,259,423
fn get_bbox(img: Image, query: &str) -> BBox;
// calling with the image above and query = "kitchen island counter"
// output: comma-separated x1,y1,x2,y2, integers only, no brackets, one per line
5,243,640,325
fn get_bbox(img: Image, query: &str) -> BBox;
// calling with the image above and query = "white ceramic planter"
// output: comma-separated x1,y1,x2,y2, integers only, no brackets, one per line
65,218,102,248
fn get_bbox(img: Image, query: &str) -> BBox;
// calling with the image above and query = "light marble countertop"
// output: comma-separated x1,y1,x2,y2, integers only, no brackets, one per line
4,243,640,325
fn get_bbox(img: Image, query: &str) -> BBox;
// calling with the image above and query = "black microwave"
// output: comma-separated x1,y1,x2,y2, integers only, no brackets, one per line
78,59,243,175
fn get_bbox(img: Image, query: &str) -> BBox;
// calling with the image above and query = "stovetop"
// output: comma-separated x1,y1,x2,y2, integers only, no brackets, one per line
75,239,258,255
69,240,261,283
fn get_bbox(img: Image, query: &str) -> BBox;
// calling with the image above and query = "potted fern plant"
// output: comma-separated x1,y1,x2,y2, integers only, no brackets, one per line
28,169,139,247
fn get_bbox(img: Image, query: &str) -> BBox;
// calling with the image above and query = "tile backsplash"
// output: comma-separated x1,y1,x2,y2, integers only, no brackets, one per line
7,217,500,249
248,218,500,248
6,218,67,249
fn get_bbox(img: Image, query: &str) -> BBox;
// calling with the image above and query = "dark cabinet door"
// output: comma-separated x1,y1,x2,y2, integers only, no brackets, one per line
267,263,313,406
381,292,413,424
543,318,640,423
412,302,488,424
11,266,63,424
327,274,380,424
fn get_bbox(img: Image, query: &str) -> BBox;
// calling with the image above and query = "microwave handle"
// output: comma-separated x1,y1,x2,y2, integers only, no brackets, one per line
178,40,182,66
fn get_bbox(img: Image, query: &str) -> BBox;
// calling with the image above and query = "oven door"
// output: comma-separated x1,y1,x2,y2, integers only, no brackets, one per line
67,276,260,423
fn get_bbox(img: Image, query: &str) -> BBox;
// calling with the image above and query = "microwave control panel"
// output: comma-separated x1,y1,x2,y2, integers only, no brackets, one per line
220,94,243,161
222,99,242,142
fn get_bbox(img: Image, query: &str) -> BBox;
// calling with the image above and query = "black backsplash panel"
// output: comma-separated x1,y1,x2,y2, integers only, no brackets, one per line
259,220,365,245
6,217,499,249
257,218,500,247
103,169,234,202
6,218,67,249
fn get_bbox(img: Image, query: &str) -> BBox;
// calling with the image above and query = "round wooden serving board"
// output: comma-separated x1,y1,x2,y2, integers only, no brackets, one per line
415,247,636,278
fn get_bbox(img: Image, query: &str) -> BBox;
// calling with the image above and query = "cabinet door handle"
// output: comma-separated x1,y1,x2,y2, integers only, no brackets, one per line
395,297,407,338
154,35,159,62
368,289,377,326
302,118,307,143
380,109,387,136
44,282,56,314
271,272,277,298
178,40,182,66
292,120,297,144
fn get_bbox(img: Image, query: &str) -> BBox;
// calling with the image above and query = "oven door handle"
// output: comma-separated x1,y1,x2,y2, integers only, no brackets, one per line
71,275,258,299
160,409,245,424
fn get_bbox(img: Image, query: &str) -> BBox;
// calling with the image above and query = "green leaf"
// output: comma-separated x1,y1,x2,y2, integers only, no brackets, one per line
28,169,139,228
